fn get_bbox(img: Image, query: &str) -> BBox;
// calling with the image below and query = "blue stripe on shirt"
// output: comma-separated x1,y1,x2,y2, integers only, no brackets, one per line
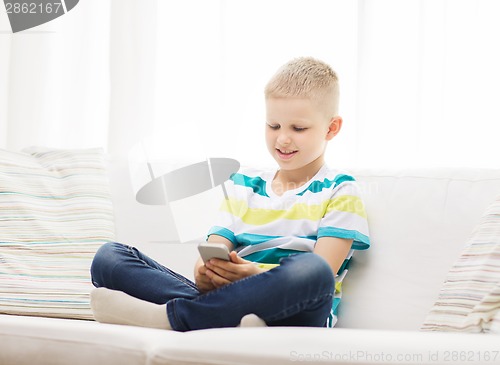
207,226,236,244
241,248,303,264
318,227,370,250
231,173,269,197
297,174,355,196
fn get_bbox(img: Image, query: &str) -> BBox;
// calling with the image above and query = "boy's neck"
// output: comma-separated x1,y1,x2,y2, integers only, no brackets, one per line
273,157,325,195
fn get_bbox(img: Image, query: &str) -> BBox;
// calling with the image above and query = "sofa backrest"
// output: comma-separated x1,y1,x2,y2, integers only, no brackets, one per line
107,160,500,331
338,168,500,330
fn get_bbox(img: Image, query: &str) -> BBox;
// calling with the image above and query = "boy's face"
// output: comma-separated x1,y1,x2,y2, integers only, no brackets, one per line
265,97,339,174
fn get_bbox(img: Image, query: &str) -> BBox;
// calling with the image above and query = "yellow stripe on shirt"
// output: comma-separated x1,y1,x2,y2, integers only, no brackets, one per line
220,195,366,225
326,196,367,219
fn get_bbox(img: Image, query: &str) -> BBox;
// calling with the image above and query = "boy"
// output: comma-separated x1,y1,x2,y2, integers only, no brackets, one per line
90,57,370,331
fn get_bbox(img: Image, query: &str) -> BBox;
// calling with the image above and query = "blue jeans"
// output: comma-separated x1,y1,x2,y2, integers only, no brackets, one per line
90,242,335,332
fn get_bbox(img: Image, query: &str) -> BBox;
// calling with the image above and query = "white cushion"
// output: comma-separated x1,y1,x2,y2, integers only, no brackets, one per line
338,168,500,330
0,147,115,319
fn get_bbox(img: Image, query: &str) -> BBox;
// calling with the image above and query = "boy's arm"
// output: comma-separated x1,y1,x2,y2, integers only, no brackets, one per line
313,237,353,276
206,237,352,286
194,235,234,293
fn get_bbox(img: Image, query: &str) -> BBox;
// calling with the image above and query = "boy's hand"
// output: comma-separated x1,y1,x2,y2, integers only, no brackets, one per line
204,251,265,288
194,263,217,293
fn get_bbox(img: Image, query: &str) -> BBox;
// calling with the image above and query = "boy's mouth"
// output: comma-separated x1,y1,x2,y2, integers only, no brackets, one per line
276,148,298,160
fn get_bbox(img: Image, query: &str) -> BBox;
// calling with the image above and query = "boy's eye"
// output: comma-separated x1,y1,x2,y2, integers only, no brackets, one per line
267,124,307,132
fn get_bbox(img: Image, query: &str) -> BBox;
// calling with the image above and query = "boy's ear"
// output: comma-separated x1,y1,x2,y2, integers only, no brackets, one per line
325,116,343,141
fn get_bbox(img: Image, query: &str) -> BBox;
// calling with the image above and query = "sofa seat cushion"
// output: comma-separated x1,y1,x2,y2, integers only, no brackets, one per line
150,327,500,365
0,314,178,365
2,314,499,365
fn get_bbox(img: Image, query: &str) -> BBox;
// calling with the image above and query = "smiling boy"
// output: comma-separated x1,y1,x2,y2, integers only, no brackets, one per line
90,57,370,330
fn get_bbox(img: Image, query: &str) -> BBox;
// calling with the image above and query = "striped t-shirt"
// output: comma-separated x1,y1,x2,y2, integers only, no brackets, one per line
207,164,370,327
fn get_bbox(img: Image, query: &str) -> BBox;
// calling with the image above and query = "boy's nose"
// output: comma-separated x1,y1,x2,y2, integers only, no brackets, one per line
277,133,291,146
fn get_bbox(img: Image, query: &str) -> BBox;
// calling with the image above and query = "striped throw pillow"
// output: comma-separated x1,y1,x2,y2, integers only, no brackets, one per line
421,194,500,332
0,147,115,320
490,310,500,333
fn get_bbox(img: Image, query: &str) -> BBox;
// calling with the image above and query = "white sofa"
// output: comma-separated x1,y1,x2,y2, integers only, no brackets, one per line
1,158,500,365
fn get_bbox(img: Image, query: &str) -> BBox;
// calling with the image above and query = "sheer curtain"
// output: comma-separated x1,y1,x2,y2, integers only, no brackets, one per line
150,0,500,169
0,0,158,157
355,0,500,168
1,0,500,168
149,0,359,169
1,0,111,151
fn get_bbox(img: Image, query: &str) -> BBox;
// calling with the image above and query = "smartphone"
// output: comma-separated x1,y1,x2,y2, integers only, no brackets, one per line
198,242,231,264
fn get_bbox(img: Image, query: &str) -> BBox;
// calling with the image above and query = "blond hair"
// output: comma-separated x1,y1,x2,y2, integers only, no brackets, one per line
264,57,339,117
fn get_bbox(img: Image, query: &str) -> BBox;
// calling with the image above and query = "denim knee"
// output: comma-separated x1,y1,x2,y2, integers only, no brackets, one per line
280,253,335,293
90,241,125,287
